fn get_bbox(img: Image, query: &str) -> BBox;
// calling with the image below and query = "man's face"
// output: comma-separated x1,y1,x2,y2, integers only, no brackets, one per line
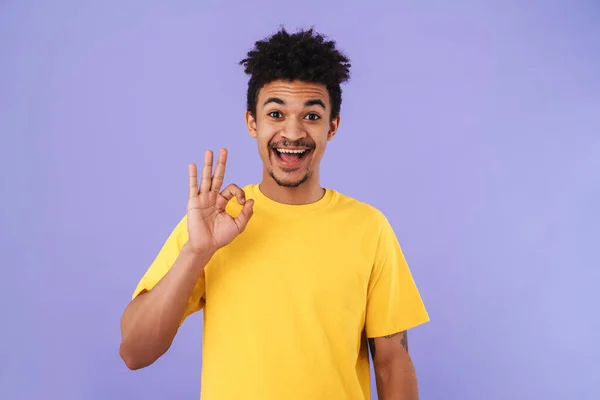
245,80,340,188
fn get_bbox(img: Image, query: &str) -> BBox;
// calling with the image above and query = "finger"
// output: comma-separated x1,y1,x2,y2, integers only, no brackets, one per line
215,184,245,210
234,199,254,232
199,150,213,193
211,148,227,193
188,163,198,199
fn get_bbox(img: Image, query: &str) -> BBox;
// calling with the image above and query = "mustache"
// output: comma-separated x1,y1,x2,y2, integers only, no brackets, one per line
268,139,316,149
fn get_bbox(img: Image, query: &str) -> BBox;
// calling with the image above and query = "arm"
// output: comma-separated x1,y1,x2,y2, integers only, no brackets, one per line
364,212,428,398
119,149,253,370
118,243,213,370
368,330,419,400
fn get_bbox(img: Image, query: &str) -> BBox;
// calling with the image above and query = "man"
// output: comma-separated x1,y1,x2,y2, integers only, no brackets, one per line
119,28,429,399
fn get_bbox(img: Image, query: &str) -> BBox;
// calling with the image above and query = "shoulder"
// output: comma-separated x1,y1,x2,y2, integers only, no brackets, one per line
330,189,390,225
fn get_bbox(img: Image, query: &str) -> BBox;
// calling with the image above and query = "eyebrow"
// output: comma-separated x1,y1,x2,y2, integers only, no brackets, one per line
263,97,327,110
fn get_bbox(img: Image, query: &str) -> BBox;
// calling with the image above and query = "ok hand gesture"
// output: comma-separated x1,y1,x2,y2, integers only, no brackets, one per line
186,148,254,254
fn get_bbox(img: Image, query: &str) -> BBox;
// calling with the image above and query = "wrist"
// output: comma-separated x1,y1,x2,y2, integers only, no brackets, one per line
182,242,216,261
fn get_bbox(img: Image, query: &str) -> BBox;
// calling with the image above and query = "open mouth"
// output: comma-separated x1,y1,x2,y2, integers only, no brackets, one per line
271,147,312,168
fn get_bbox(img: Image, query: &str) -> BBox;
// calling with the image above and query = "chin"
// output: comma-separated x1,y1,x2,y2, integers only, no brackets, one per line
269,170,311,188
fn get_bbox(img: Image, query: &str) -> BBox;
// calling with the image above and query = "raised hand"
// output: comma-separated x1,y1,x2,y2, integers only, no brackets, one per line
186,148,254,254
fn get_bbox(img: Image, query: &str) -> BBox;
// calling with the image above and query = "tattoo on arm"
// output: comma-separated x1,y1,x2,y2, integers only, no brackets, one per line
398,331,408,352
368,330,408,359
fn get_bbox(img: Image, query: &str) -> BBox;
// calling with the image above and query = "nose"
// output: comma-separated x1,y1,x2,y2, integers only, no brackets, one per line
280,119,307,141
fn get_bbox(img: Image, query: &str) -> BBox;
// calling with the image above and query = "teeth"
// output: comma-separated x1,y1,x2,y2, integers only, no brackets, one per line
276,149,306,154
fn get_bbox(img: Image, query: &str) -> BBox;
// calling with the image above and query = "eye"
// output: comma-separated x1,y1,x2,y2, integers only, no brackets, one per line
305,113,320,121
268,111,282,119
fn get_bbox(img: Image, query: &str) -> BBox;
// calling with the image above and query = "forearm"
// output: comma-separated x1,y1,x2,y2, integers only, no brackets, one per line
374,357,419,400
119,243,213,369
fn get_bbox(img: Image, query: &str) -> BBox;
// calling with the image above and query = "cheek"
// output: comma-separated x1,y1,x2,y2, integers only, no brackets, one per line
255,124,277,144
256,133,273,160
314,134,329,151
314,137,331,159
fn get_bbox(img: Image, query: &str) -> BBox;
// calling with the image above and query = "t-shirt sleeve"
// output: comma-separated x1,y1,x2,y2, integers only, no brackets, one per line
131,215,208,326
365,213,430,338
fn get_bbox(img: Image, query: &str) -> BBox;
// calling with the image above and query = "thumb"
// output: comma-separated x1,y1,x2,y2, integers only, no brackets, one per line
234,199,254,232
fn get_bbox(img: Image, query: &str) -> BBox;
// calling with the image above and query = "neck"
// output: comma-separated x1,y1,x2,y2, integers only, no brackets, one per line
259,172,325,205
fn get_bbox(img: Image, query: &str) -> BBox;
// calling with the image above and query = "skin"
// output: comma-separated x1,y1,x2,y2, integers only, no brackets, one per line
245,80,339,205
120,78,419,398
369,331,420,399
119,150,253,370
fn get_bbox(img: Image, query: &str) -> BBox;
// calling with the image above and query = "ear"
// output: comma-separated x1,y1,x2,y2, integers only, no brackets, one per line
327,115,341,141
245,110,258,138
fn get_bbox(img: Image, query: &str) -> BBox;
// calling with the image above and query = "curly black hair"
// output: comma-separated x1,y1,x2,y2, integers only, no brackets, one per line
239,27,351,121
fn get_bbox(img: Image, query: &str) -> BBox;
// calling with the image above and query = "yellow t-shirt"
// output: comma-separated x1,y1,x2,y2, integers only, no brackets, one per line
132,183,429,399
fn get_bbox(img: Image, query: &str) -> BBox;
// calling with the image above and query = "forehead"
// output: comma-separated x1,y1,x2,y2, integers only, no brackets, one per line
257,80,330,108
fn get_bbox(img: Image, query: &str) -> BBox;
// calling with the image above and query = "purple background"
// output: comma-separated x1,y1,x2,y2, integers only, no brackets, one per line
1,1,599,399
